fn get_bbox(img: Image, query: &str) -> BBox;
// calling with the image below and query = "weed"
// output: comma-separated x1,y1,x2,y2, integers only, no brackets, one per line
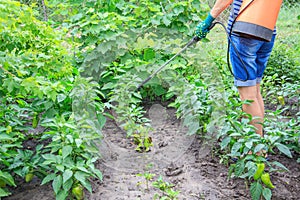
153,176,180,200
137,171,156,191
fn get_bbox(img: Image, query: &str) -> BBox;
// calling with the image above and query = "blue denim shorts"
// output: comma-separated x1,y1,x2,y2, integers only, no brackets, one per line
229,34,276,87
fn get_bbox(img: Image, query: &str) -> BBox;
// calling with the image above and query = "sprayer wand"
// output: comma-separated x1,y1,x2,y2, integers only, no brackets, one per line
137,23,217,90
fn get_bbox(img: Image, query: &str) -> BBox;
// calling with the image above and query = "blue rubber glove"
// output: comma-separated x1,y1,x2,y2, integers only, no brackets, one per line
195,13,215,39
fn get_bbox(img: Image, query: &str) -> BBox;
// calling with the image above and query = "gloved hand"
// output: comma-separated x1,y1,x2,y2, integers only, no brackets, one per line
195,13,215,39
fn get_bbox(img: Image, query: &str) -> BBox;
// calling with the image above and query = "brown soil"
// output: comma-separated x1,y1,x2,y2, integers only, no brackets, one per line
5,103,300,200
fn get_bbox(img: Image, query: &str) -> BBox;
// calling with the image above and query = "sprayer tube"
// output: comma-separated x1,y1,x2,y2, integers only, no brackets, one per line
137,37,198,90
137,24,216,90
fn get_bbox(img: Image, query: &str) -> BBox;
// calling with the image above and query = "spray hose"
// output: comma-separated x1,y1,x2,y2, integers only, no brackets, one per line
137,34,205,90
137,21,250,90
215,21,250,82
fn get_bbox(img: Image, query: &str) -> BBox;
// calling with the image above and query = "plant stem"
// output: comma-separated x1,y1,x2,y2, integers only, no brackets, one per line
41,0,48,21
0,65,16,77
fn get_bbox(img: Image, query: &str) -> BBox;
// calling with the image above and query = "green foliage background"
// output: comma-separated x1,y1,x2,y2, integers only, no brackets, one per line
0,0,299,199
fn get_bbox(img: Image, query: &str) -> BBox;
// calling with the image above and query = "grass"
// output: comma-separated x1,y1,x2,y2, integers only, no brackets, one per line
277,4,300,58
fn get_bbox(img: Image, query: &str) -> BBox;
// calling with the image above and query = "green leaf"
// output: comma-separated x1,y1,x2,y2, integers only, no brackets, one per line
64,123,76,129
57,94,66,103
221,136,231,150
60,9,69,16
61,157,75,169
75,139,83,148
96,113,106,129
151,16,161,25
56,189,68,200
42,154,57,164
101,82,115,90
173,6,184,15
153,85,166,96
0,187,11,197
0,171,16,186
74,171,92,193
254,144,265,154
271,161,289,171
275,143,292,158
262,188,272,200
52,175,62,195
201,38,210,43
77,166,90,173
0,133,13,140
62,145,73,160
231,142,242,155
41,173,56,185
187,122,199,135
133,92,142,99
229,132,242,137
250,181,263,200
56,164,65,172
245,140,253,149
71,13,83,22
234,160,245,177
143,48,155,61
162,15,171,26
228,164,235,179
93,168,103,180
63,178,73,191
63,169,73,183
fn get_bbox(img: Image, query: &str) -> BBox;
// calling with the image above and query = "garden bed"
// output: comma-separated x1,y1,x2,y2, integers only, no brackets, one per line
5,103,300,200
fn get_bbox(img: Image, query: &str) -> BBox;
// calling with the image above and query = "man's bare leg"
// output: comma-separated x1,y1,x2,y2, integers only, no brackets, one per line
238,85,264,136
256,84,265,135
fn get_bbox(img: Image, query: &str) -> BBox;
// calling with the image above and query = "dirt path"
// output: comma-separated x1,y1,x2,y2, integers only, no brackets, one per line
5,103,300,200
90,103,300,200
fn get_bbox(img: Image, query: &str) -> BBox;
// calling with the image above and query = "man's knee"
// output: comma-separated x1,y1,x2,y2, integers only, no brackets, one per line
238,86,258,101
